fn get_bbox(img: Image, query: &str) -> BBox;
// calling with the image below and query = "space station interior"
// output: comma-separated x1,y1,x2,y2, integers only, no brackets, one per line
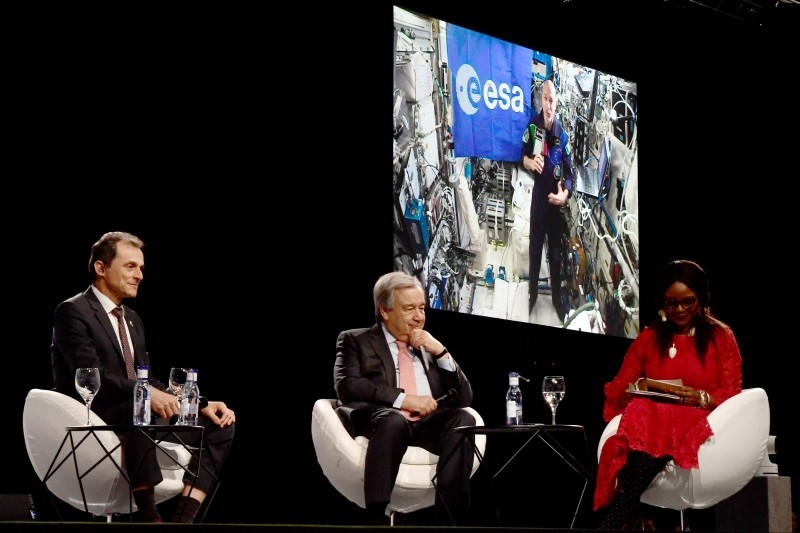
392,6,640,338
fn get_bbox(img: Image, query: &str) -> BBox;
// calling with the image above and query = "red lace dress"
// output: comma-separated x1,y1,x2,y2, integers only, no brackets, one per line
593,325,742,511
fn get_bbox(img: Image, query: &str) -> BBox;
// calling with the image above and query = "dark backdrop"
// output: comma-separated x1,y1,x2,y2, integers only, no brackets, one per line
5,0,796,527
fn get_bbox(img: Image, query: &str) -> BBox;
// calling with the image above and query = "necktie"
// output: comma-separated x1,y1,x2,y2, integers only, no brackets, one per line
112,307,136,379
396,340,420,421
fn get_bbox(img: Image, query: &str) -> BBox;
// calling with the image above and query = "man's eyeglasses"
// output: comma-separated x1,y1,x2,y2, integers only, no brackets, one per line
663,296,697,310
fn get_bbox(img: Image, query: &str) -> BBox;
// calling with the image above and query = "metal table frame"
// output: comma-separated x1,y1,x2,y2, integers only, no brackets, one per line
41,424,217,522
434,423,593,528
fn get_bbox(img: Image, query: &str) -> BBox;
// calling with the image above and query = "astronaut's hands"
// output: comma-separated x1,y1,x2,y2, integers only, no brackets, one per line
524,153,544,174
548,181,569,207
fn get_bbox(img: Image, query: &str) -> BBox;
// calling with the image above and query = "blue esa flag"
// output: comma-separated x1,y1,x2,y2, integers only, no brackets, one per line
446,24,533,162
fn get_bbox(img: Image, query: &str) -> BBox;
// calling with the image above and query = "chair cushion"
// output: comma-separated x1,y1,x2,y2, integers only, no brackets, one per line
353,436,439,465
156,442,193,471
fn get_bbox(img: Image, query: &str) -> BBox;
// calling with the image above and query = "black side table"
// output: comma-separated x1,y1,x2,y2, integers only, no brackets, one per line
435,423,594,528
42,424,214,521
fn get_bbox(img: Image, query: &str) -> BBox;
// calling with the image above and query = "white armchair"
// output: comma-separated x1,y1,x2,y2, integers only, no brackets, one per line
597,387,771,529
22,388,191,521
311,398,486,523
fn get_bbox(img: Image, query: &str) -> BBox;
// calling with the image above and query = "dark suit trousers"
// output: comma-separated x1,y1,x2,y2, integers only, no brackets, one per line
355,407,476,514
125,415,235,494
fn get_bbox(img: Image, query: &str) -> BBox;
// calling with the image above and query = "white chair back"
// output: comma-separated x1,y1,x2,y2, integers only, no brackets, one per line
23,388,128,516
597,387,770,511
311,399,486,515
22,389,188,518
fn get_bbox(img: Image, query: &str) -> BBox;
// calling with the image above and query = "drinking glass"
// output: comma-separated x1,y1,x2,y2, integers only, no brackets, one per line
75,367,101,425
168,367,189,425
542,375,565,425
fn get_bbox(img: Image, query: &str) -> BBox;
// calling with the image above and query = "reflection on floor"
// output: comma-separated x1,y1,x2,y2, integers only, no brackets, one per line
528,293,563,327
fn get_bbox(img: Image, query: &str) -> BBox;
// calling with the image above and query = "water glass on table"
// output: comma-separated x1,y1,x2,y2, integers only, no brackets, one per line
542,375,565,425
169,367,190,425
75,367,101,426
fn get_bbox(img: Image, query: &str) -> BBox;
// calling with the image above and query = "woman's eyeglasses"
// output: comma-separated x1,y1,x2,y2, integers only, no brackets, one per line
663,296,697,310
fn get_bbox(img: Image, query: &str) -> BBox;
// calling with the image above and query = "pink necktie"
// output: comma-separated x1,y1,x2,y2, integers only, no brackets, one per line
396,340,420,421
112,307,136,379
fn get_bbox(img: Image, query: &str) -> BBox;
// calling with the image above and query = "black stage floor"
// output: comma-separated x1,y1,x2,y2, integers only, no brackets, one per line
0,526,701,533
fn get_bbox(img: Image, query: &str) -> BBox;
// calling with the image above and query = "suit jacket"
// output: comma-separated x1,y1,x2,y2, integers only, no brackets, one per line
333,323,472,427
51,286,166,425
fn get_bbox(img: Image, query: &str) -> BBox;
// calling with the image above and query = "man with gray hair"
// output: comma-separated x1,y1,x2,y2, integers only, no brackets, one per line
334,271,476,525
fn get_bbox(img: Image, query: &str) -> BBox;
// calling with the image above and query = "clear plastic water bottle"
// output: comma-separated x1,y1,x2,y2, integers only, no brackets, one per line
184,368,200,426
133,365,152,426
505,371,523,426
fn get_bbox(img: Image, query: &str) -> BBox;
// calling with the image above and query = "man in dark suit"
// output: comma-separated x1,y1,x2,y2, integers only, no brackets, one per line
51,231,235,523
334,271,476,525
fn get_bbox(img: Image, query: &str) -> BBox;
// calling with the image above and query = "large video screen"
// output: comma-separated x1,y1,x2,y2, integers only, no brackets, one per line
392,5,640,338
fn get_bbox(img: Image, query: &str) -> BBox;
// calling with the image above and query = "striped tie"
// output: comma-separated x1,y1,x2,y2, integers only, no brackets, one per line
112,307,136,379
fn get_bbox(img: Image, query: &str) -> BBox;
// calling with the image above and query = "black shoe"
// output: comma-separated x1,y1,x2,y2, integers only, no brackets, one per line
366,513,389,526
365,502,390,526
433,501,470,526
434,508,469,526
132,510,162,523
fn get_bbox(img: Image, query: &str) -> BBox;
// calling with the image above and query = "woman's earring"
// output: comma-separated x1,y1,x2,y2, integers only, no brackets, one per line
659,309,667,322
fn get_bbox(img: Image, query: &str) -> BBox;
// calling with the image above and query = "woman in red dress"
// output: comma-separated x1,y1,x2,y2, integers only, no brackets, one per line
595,260,742,529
